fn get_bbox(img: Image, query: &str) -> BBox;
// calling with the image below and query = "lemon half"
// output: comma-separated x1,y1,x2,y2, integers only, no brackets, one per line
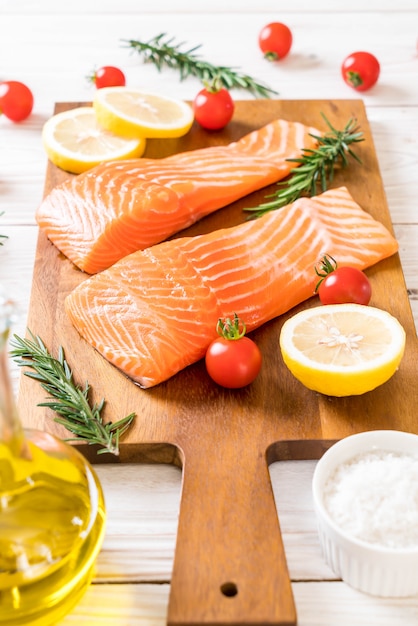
42,106,146,174
279,304,406,397
93,87,194,139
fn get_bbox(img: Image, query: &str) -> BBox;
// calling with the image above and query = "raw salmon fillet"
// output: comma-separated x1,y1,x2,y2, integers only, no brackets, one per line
65,186,399,388
36,118,319,274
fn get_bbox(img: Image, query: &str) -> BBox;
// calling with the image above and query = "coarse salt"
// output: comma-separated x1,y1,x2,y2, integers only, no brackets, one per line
323,449,418,549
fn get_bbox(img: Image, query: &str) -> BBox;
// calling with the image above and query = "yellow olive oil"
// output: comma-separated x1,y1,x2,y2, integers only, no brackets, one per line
0,429,106,626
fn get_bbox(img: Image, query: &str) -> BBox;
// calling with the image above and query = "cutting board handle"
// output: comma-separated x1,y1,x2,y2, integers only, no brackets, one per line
167,443,297,625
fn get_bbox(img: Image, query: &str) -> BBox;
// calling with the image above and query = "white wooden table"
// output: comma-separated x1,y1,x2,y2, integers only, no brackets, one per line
1,2,418,624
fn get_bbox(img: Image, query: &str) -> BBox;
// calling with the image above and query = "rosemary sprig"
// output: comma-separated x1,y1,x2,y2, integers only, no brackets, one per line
122,32,277,98
245,114,364,219
10,331,135,455
0,212,8,245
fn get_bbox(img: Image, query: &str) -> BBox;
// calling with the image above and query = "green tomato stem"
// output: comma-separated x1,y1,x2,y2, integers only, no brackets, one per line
216,313,247,340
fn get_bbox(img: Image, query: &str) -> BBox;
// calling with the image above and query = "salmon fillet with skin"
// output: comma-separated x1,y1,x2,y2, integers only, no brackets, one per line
36,118,320,274
64,186,399,389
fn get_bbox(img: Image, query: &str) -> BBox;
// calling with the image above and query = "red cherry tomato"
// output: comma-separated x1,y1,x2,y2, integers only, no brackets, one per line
258,22,293,61
0,81,34,122
193,84,234,131
341,51,380,92
91,66,126,89
205,314,262,388
315,255,372,305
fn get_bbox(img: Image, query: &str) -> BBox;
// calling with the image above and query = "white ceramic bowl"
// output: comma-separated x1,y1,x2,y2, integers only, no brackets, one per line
312,429,418,597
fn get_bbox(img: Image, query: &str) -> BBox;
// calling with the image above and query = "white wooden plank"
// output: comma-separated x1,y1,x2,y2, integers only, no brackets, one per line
367,109,418,224
56,580,418,625
0,13,417,109
2,0,418,15
59,583,169,625
95,464,181,582
294,582,418,626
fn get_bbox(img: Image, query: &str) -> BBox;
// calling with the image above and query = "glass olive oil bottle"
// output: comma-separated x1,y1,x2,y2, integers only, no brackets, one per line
0,296,106,625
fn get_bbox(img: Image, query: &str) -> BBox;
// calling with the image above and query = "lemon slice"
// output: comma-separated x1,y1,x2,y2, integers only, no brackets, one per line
279,304,406,397
93,87,194,139
42,106,146,174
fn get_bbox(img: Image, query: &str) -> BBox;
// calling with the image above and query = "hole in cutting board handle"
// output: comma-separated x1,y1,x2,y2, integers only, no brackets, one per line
220,582,238,597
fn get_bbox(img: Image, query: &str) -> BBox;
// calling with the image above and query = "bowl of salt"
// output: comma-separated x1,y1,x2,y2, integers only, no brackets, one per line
312,429,418,597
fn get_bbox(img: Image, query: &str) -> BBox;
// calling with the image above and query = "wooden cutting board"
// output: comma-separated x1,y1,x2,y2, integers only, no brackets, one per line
19,99,418,626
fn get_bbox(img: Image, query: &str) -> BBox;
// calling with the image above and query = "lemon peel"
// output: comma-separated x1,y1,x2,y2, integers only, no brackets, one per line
42,106,146,174
93,87,194,139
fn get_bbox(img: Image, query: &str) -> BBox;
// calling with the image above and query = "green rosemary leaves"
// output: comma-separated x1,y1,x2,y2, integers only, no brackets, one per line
10,332,135,455
122,33,277,98
245,114,364,219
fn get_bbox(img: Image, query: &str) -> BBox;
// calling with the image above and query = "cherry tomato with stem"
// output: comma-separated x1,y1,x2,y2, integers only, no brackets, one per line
192,78,234,131
314,254,372,305
89,66,126,89
0,81,34,122
205,313,262,389
341,51,380,92
258,22,293,61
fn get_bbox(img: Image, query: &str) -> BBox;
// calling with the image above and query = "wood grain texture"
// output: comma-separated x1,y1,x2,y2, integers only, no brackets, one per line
18,99,418,626
57,580,418,626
